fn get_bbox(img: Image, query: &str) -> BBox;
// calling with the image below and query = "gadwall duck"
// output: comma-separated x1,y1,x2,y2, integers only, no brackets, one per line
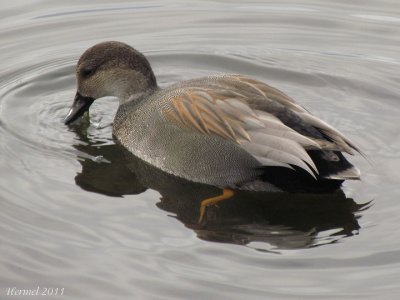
65,41,361,222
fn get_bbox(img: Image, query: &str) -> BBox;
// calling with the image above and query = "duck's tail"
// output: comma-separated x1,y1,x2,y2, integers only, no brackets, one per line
258,150,359,193
308,150,360,180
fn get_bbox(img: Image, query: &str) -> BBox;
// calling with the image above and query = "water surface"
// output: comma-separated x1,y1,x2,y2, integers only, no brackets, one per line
1,1,400,299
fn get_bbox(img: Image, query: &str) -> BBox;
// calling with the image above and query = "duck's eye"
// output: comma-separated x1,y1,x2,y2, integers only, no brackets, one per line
81,68,94,78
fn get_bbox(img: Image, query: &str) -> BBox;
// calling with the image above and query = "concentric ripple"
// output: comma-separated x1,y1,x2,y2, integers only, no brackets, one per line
1,1,400,299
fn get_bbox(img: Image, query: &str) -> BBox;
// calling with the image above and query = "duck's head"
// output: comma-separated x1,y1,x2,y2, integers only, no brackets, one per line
64,41,157,125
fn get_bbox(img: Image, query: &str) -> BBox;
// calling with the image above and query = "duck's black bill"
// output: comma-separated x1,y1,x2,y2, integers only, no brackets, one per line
64,92,94,125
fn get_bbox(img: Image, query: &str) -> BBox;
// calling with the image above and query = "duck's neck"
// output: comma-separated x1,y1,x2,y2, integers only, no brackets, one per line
118,86,158,105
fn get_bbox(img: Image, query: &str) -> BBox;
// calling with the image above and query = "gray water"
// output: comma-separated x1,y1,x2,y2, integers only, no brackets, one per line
1,1,400,299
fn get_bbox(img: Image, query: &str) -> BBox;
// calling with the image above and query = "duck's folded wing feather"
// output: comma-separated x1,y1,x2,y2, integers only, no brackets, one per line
162,86,324,178
233,75,361,155
162,75,361,178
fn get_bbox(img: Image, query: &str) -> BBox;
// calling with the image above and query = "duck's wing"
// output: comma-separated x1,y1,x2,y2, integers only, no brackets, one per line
216,75,361,154
162,75,360,179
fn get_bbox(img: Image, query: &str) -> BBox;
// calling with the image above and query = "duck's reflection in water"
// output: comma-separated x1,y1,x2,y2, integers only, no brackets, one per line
71,123,369,251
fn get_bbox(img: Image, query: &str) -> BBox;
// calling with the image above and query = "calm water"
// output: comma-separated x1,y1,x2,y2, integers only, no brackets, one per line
1,1,400,299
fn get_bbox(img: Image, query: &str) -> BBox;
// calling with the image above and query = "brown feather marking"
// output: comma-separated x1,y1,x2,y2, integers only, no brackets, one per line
201,113,234,140
189,99,210,134
168,88,255,143
237,77,267,97
194,97,235,140
211,104,237,141
201,95,238,141
216,99,248,121
239,76,306,112
179,99,208,134
172,98,191,127
195,101,221,125
163,108,185,127
228,118,251,142
222,118,238,142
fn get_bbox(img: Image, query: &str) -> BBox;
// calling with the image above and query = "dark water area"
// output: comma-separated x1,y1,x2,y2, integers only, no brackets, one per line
1,1,400,299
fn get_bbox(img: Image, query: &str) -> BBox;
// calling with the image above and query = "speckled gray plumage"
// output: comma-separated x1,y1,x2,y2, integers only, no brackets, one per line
112,83,279,191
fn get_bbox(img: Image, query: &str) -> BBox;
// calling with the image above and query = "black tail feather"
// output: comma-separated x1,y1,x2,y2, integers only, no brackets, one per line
258,150,356,193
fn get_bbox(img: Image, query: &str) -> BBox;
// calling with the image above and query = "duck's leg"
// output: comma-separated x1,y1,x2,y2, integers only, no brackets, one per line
198,188,234,223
